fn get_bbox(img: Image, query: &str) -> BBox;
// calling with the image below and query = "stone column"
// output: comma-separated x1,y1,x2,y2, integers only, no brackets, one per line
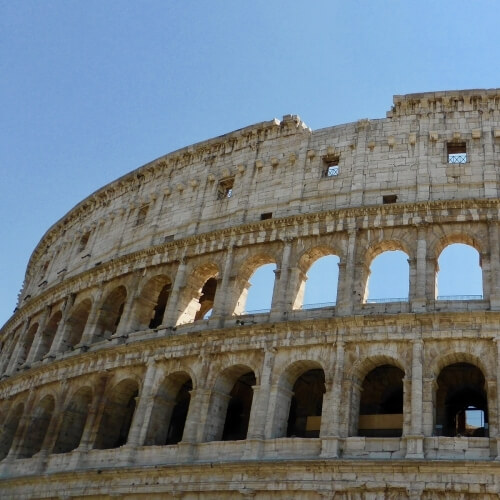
116,274,143,337
422,377,436,437
210,243,235,324
406,339,424,458
411,225,428,312
488,222,500,310
126,361,161,447
48,294,76,356
495,339,500,459
287,266,308,310
320,341,344,457
4,319,30,375
181,388,212,444
39,383,71,456
163,259,187,328
483,122,498,198
265,383,294,439
270,238,293,320
246,348,276,440
25,306,51,365
76,375,108,453
5,389,37,460
336,228,357,315
77,288,104,348
425,257,438,302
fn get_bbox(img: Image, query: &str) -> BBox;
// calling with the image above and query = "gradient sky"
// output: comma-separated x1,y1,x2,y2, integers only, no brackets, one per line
1,1,498,325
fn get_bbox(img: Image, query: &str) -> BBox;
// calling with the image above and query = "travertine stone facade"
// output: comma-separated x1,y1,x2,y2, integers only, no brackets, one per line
2,89,500,498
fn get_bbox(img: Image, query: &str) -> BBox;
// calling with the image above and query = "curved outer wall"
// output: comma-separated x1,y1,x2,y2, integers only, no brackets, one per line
1,90,500,498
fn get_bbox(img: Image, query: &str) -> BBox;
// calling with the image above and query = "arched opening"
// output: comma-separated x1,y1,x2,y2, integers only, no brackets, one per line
133,275,172,330
18,323,38,367
435,363,488,437
94,286,127,342
357,365,404,437
301,255,340,309
177,264,218,325
286,369,325,438
194,277,217,320
205,366,255,442
18,395,55,458
94,379,139,449
0,402,24,460
244,264,276,314
34,311,62,361
0,328,19,373
53,387,92,454
62,299,91,351
365,250,409,303
222,371,256,441
436,243,483,300
149,284,171,328
145,372,192,446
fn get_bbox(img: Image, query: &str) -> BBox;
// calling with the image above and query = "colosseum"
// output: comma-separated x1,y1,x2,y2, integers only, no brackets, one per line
1,89,500,499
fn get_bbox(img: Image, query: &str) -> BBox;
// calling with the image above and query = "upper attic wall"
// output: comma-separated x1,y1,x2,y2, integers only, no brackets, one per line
18,90,500,306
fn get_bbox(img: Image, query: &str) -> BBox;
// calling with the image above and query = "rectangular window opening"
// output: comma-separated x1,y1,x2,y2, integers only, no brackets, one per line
322,156,340,177
136,205,149,226
447,142,467,164
78,231,90,252
260,212,273,220
383,194,398,204
217,177,235,200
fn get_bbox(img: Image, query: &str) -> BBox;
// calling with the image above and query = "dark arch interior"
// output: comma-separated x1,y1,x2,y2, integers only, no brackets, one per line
149,284,171,329
436,362,488,437
358,364,404,437
195,277,217,320
165,378,192,445
221,371,256,441
287,369,325,438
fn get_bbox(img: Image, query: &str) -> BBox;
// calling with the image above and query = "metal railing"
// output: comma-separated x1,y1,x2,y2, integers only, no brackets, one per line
365,297,408,304
437,294,483,300
243,308,271,315
301,301,336,310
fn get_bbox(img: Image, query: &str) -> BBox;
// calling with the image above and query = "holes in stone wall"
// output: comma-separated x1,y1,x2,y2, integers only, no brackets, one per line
78,232,91,253
136,205,149,226
217,177,234,200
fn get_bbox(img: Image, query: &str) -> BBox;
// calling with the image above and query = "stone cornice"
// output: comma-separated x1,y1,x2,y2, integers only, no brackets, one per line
3,197,500,334
1,310,499,399
25,115,311,275
389,88,500,118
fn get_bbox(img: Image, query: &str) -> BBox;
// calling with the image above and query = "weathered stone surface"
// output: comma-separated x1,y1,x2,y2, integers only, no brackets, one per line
2,89,500,498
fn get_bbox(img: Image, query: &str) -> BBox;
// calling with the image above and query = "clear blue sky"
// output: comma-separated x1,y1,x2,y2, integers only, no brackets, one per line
1,1,498,326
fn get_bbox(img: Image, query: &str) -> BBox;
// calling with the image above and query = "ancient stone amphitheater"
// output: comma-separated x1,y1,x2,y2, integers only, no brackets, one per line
2,89,500,499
